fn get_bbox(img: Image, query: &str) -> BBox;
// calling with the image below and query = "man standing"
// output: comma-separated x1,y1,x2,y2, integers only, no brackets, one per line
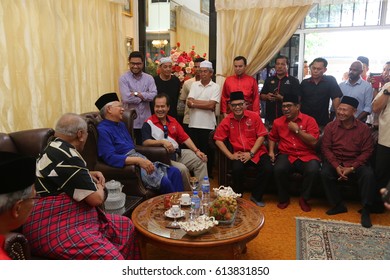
154,57,181,120
178,57,205,132
187,60,221,178
321,96,375,228
300,57,343,129
119,51,157,144
372,80,390,197
95,93,184,194
260,55,301,127
339,61,373,122
220,56,260,118
142,93,208,191
0,152,36,260
214,91,273,206
357,56,370,81
268,94,320,212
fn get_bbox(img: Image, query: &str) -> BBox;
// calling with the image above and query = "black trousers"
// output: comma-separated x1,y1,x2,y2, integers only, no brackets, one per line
231,154,273,200
321,160,376,207
375,144,390,189
273,154,320,202
188,127,214,176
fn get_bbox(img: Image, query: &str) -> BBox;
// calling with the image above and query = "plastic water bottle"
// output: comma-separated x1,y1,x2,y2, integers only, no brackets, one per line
201,176,210,215
201,176,210,202
191,191,201,218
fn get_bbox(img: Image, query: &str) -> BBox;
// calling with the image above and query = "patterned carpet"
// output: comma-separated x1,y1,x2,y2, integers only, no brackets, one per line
296,217,390,260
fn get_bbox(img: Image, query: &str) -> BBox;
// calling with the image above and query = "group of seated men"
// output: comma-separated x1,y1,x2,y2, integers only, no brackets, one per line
214,90,385,229
0,91,210,260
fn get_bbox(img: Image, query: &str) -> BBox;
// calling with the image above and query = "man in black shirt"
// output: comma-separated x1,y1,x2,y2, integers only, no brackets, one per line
300,57,343,129
260,55,301,127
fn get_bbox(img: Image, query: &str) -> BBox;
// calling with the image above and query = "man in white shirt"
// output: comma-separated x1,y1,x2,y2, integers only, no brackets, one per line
187,60,221,178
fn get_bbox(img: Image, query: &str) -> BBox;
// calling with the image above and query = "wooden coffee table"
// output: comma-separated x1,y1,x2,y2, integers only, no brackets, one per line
131,193,265,259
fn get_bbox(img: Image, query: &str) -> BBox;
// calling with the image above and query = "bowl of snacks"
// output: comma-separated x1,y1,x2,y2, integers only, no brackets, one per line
178,215,218,236
209,195,238,224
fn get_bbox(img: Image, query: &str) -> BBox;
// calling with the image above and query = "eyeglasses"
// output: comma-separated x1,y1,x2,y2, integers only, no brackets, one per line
230,102,245,108
129,62,143,66
163,125,168,138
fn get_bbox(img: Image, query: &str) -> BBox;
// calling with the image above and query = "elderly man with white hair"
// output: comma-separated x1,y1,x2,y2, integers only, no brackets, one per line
186,60,221,178
154,56,181,120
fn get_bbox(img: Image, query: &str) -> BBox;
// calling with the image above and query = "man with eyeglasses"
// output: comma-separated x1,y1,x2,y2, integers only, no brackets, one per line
268,94,320,212
0,152,36,260
214,91,273,207
95,92,184,194
142,93,208,191
119,51,157,144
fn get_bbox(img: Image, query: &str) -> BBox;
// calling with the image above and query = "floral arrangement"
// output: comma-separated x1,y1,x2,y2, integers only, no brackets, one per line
146,42,207,82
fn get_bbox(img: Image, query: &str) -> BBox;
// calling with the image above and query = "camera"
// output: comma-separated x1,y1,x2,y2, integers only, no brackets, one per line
370,73,382,89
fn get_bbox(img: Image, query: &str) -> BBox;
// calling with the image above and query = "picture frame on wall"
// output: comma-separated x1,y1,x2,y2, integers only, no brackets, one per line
200,0,209,16
125,37,134,56
123,0,132,17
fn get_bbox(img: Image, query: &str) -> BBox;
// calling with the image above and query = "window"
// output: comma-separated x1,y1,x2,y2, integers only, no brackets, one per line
305,1,384,28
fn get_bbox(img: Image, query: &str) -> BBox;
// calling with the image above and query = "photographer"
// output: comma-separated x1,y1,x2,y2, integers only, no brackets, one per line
372,76,390,207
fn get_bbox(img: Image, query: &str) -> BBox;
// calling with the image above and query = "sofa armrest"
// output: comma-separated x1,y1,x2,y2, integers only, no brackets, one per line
135,145,171,165
4,232,31,260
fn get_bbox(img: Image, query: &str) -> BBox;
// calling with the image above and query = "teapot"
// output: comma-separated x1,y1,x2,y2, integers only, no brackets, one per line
104,180,126,210
105,180,123,198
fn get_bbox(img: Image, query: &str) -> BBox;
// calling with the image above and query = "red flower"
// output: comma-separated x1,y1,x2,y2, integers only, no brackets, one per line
174,65,182,72
177,42,181,48
160,50,165,55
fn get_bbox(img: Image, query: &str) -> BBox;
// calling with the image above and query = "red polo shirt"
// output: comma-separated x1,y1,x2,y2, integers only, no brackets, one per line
214,110,268,164
269,112,320,163
145,114,189,144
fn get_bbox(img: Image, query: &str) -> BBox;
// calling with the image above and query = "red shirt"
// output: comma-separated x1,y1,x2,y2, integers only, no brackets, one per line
214,110,268,164
144,114,189,144
321,118,374,169
269,112,320,163
221,74,260,115
0,235,11,260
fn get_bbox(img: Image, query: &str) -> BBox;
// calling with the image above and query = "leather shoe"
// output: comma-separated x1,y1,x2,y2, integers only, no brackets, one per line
277,200,290,209
250,196,265,207
299,197,311,212
326,204,347,215
361,208,372,228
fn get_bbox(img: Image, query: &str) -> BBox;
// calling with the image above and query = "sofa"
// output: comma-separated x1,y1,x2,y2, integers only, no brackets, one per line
0,109,170,259
215,128,379,201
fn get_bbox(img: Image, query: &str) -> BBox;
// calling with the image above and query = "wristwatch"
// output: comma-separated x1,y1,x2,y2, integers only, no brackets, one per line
134,92,138,96
249,151,254,158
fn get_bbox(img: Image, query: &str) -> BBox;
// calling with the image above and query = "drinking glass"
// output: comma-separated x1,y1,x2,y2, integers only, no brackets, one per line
189,177,199,194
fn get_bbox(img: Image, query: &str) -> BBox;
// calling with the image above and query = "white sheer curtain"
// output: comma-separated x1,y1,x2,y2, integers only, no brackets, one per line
0,0,127,132
176,5,209,57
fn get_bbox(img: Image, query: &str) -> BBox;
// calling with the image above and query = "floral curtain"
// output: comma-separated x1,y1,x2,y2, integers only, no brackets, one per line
176,5,209,59
0,0,127,133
